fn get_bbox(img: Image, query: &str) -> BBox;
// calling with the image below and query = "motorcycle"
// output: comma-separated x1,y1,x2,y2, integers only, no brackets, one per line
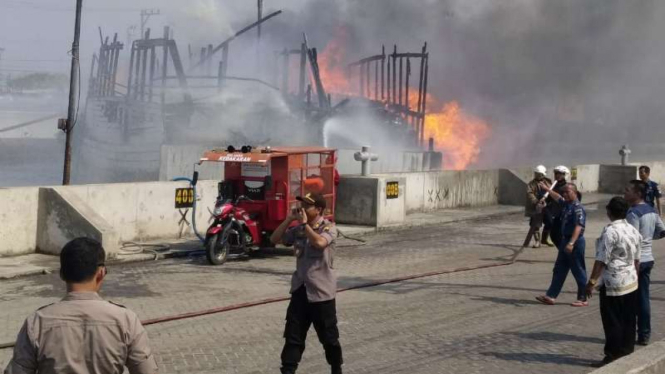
205,192,265,265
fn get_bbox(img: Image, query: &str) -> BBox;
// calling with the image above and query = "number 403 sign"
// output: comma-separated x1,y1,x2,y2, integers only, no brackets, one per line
175,188,195,208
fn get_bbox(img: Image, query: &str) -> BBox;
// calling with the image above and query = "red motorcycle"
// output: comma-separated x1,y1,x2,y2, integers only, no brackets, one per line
205,192,263,265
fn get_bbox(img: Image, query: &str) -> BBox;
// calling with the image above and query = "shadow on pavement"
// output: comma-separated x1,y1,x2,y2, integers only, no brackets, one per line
481,352,597,367
503,331,604,344
469,295,542,307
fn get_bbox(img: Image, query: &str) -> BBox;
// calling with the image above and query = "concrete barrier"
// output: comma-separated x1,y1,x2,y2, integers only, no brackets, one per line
159,145,443,181
336,176,406,226
0,181,218,257
0,187,39,256
591,340,665,374
50,180,218,243
394,170,500,213
630,161,665,184
573,164,600,193
160,145,224,182
498,169,529,207
599,165,638,194
37,188,120,257
336,149,443,175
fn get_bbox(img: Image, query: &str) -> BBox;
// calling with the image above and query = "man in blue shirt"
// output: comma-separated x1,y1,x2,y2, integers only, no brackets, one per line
639,166,662,216
536,183,589,307
625,180,665,346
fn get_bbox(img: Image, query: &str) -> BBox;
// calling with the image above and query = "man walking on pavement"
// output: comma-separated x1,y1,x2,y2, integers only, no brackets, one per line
546,166,570,248
536,183,589,307
270,192,343,374
586,197,642,367
523,165,552,249
4,238,158,374
624,180,665,346
639,165,662,216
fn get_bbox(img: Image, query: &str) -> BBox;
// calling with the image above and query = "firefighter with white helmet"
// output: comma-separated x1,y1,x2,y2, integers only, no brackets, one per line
523,165,552,249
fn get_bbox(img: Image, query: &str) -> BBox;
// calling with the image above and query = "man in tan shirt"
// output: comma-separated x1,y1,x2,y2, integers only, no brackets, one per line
4,238,158,374
270,193,342,374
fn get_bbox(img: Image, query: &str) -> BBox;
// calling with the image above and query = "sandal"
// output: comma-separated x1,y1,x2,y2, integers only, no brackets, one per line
571,300,589,307
535,295,555,305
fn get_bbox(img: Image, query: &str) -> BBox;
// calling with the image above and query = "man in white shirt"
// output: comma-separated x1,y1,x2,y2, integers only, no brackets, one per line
586,197,642,368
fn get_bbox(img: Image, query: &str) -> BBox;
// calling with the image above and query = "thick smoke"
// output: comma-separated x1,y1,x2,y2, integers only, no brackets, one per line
7,0,665,177
78,0,665,167
265,0,665,168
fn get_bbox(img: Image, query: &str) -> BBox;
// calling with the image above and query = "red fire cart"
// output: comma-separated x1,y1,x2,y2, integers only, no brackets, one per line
198,146,337,264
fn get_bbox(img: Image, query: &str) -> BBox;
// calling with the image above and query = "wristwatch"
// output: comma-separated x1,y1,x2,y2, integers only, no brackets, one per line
588,278,597,286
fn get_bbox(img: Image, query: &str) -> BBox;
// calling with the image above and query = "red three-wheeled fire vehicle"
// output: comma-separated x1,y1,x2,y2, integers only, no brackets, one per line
198,146,338,265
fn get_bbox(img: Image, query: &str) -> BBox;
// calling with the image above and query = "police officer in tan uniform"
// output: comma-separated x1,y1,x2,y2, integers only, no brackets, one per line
270,193,342,374
4,238,158,374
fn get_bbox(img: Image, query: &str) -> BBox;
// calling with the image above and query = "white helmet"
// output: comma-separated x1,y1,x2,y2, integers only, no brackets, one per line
553,165,570,175
534,165,547,174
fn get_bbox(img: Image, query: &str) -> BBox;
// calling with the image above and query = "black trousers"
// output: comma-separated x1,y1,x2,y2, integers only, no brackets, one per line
281,286,343,373
600,287,638,361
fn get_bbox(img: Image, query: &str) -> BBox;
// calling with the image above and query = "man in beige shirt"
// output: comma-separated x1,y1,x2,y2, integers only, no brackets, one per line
4,238,158,374
270,193,342,374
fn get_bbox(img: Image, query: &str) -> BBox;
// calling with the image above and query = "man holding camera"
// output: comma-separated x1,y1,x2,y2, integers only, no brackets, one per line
270,192,343,374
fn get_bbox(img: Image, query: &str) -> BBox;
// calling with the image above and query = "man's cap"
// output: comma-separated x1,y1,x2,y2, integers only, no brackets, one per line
296,192,326,209
534,165,547,174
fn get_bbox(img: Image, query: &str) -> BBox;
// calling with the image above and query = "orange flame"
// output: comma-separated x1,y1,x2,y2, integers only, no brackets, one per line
317,27,355,97
318,27,491,170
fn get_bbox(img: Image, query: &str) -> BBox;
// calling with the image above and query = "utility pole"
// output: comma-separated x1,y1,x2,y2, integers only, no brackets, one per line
256,0,263,73
257,0,263,41
140,9,160,39
61,0,83,185
0,48,4,92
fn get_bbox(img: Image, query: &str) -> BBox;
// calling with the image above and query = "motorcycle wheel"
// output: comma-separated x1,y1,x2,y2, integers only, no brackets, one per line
206,232,229,265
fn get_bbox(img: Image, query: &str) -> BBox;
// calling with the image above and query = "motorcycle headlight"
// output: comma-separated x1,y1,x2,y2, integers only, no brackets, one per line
213,206,222,216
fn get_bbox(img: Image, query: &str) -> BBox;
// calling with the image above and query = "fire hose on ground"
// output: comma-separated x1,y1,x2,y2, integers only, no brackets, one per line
0,259,515,350
114,175,205,259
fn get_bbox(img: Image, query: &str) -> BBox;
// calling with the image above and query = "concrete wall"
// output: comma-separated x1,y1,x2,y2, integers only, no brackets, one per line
598,165,638,194
572,164,600,193
0,187,39,256
377,177,407,226
336,176,407,226
37,188,119,257
336,149,443,175
160,145,442,181
53,180,218,243
498,169,529,206
0,181,218,257
592,340,665,374
387,170,499,213
630,161,665,183
336,177,379,226
160,145,224,182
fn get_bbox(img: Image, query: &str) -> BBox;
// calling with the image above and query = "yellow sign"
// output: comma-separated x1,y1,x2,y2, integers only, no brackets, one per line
175,188,195,208
571,167,578,181
386,181,399,199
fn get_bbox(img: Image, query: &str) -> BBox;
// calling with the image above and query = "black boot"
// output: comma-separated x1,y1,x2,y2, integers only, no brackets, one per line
331,366,342,374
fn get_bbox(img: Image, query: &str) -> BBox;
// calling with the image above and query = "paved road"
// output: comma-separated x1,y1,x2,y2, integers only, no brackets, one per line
2,207,664,373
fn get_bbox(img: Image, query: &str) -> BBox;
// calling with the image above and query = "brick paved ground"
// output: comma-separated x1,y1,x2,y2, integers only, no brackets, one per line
2,206,665,373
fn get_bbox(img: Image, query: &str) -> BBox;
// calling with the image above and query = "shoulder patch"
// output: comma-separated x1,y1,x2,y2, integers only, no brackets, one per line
108,301,127,309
